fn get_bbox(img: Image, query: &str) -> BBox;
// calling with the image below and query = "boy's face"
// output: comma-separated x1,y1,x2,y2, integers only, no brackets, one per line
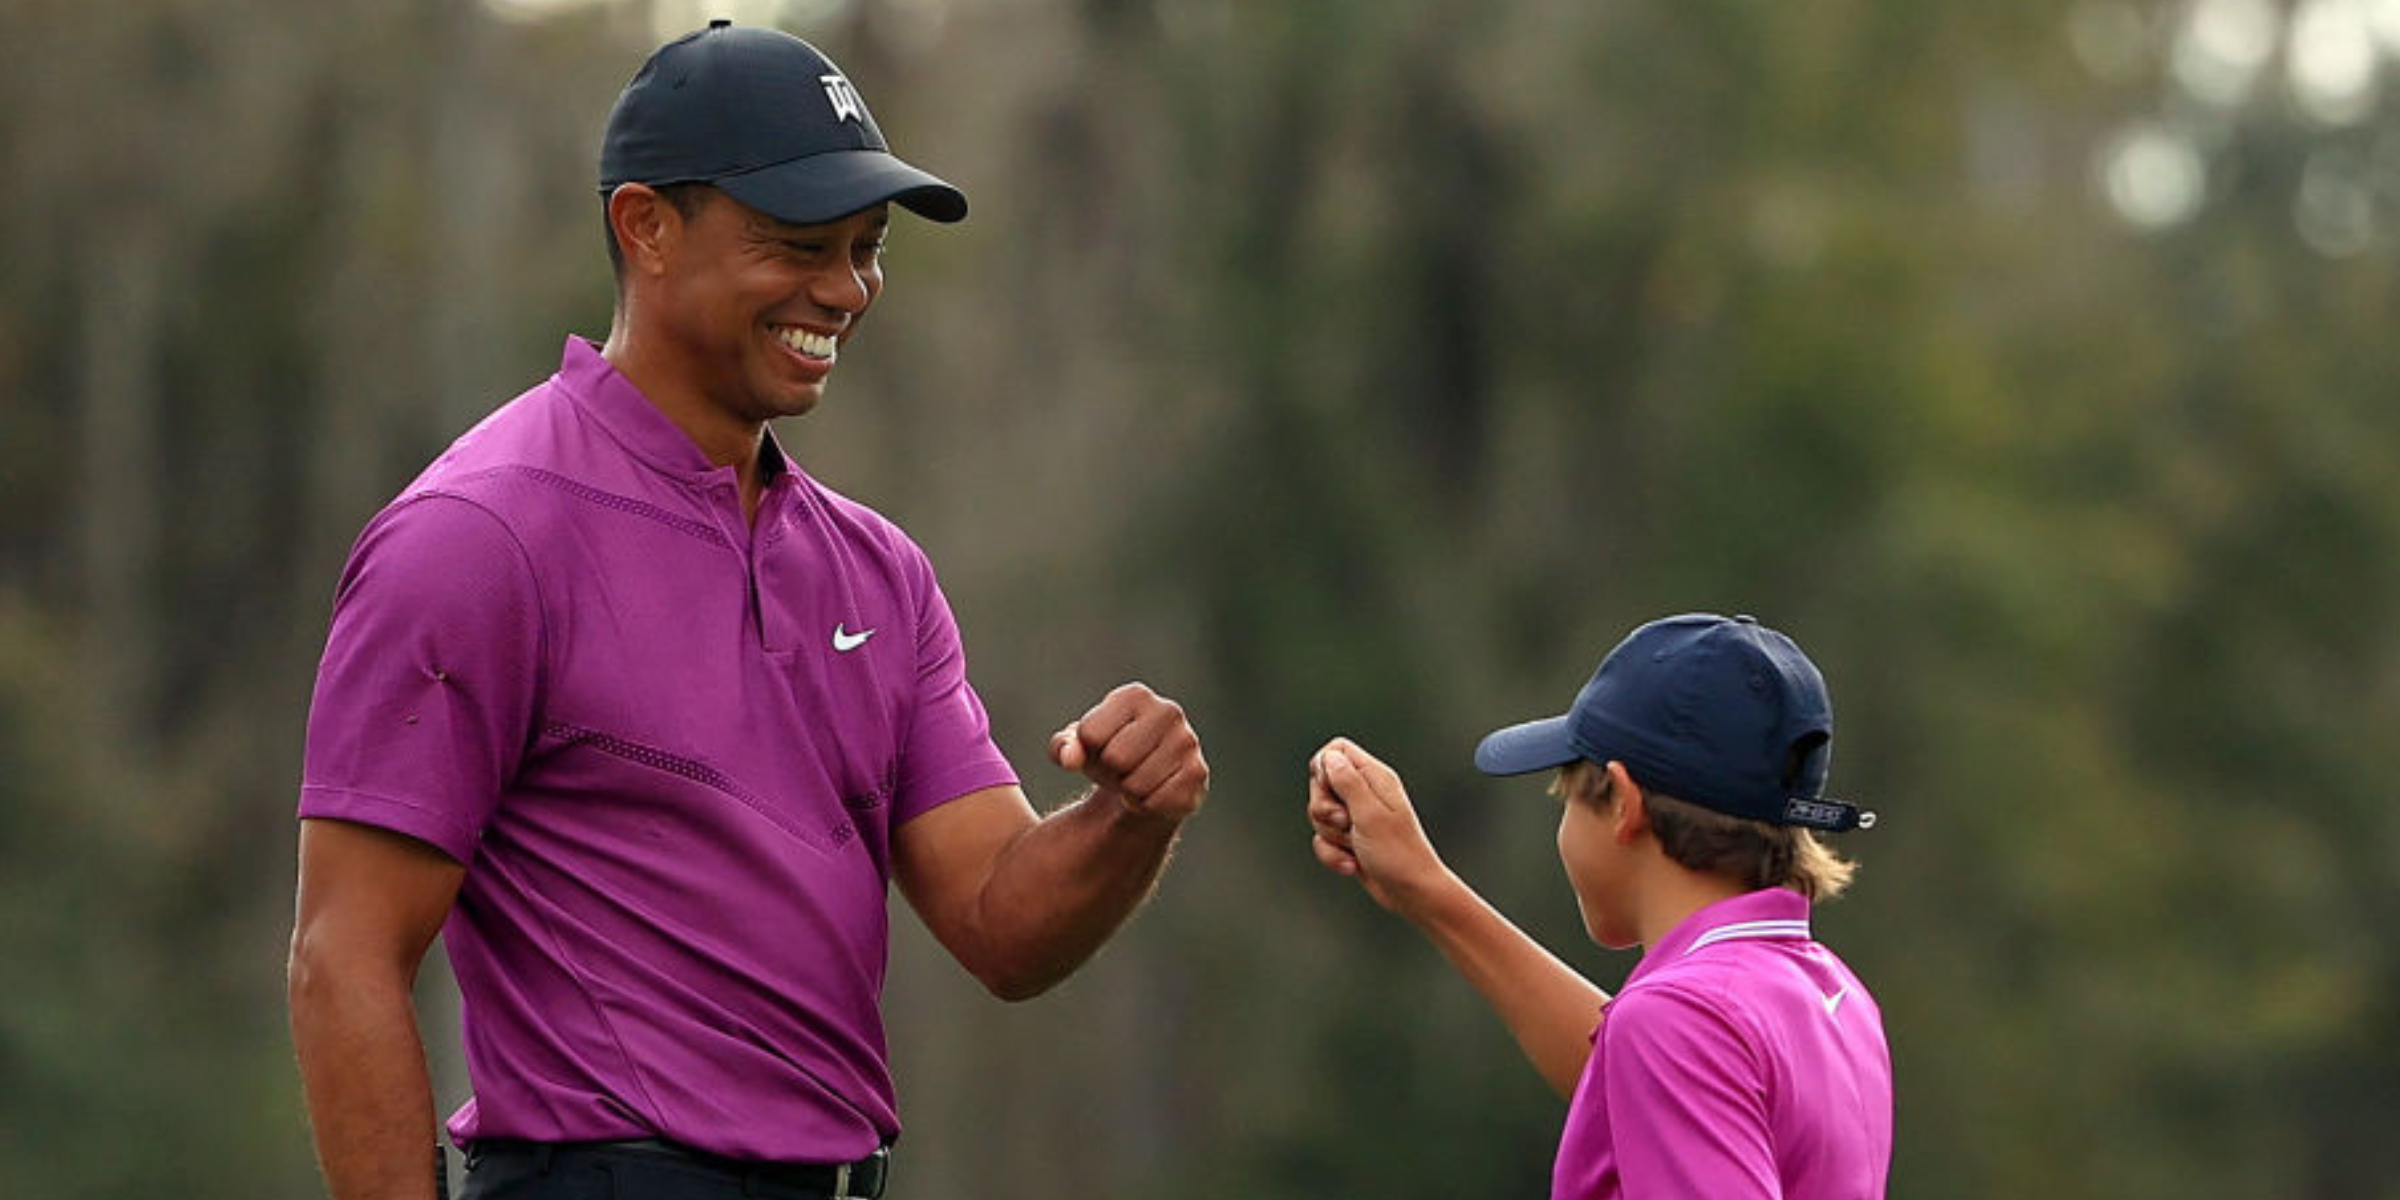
1557,767,1641,950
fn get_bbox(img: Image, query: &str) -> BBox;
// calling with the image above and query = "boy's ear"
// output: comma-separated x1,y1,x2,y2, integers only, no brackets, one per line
1604,761,1650,845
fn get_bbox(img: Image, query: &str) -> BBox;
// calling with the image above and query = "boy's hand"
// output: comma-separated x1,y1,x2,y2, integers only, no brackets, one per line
1307,737,1452,916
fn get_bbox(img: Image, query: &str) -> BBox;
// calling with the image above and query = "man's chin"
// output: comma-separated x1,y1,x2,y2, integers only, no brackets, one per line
757,378,827,420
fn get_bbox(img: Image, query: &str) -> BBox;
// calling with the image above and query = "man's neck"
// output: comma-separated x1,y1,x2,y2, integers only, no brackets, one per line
601,325,770,520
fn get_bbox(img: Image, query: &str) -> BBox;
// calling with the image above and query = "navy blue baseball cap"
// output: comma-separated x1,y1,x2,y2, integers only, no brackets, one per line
599,22,967,225
1474,614,1876,832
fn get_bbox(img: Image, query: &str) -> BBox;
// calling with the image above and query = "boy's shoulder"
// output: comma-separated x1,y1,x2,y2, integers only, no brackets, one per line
1610,890,1873,1052
1610,956,1763,1039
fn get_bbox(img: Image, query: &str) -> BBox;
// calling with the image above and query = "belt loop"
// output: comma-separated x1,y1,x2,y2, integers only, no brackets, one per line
833,1161,852,1198
532,1144,556,1176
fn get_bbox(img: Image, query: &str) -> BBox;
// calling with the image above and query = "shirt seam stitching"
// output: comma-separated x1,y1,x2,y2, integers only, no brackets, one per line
298,784,482,858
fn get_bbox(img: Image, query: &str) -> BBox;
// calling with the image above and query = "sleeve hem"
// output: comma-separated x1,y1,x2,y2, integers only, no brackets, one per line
893,760,1020,827
298,785,480,864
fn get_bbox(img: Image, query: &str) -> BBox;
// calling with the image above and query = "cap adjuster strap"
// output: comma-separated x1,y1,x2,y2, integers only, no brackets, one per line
1781,795,1876,831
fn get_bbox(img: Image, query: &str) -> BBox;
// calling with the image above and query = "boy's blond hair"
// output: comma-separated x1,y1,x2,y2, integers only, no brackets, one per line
1555,761,1856,901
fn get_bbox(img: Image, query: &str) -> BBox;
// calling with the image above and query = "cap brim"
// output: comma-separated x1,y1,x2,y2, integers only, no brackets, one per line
715,149,967,225
1473,715,1581,777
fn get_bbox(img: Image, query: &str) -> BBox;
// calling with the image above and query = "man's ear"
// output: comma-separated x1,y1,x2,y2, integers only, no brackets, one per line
1604,760,1649,845
608,183,681,280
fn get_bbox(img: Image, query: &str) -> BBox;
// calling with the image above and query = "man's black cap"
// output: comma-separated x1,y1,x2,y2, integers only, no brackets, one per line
599,21,967,226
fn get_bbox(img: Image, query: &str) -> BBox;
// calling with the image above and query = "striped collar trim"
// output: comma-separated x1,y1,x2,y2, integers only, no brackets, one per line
1683,918,1813,956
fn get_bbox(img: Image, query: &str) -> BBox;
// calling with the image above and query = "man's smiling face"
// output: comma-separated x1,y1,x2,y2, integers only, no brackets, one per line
652,190,890,423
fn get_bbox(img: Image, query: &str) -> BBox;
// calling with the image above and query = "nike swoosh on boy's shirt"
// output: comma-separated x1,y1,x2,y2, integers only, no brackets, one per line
832,624,875,652
1821,986,1850,1018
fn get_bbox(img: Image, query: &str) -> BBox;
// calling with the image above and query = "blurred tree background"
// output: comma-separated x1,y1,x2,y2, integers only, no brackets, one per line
3,0,2396,1195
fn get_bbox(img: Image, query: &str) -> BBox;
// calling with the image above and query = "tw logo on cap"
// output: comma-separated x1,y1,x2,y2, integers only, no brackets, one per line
820,73,865,123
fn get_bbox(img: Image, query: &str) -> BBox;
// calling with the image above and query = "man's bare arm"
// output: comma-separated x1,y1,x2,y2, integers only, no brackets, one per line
289,818,464,1200
894,683,1206,1001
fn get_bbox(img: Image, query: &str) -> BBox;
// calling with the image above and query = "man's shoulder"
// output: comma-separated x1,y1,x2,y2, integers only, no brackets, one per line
388,376,638,527
407,378,572,488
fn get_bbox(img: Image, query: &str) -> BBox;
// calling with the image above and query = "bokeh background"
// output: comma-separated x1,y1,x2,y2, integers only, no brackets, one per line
4,0,2398,1196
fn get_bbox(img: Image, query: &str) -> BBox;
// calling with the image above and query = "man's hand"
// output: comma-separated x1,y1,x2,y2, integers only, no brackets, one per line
1049,682,1208,825
1307,737,1452,916
896,683,1204,1000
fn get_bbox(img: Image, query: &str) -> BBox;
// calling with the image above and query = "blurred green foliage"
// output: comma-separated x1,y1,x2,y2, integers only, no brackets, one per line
2,0,2396,1197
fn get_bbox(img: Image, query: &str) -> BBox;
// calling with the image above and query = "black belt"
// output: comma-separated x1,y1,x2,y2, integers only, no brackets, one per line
466,1137,891,1199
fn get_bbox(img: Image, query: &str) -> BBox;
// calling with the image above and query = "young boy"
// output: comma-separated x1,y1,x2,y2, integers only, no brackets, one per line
1308,613,1891,1199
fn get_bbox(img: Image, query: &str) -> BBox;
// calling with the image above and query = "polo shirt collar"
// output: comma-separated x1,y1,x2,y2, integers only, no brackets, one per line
555,336,799,486
1627,888,1813,987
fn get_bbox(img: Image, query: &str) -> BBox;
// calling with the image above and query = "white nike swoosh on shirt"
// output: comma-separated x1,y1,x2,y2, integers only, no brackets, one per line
832,624,875,652
1821,986,1850,1017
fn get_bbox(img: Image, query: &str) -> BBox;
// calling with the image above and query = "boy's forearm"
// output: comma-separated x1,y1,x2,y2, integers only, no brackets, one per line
1402,874,1609,1099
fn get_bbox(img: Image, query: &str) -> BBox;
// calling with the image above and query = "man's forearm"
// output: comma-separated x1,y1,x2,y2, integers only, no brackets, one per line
1402,874,1608,1098
965,789,1182,1000
290,961,442,1200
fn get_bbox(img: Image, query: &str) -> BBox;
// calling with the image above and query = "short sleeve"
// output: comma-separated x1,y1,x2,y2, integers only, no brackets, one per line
1601,985,1780,1200
298,495,544,863
889,549,1016,824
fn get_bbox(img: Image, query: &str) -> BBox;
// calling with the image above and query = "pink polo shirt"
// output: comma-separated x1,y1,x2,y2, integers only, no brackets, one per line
300,338,1018,1162
1554,888,1893,1200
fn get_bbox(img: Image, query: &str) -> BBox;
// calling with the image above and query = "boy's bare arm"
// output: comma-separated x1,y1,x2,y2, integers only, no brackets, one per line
1308,739,1607,1098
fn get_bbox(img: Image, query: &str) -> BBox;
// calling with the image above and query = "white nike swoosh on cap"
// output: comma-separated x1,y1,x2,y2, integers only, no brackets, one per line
833,623,874,652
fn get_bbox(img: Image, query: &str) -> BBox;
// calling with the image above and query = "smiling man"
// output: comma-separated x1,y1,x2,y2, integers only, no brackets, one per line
288,24,1208,1200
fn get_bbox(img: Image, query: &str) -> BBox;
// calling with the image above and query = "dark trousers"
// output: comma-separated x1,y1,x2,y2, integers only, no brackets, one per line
460,1141,880,1200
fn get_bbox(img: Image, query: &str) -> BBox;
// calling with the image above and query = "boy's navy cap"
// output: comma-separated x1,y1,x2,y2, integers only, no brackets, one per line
599,22,967,225
1474,614,1877,832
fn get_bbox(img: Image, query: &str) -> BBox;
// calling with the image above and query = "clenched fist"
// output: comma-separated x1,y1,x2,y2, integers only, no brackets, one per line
1050,682,1208,825
1307,737,1451,916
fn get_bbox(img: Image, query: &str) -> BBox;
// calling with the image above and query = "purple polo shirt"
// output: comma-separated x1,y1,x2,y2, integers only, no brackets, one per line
300,337,1018,1162
1554,889,1893,1200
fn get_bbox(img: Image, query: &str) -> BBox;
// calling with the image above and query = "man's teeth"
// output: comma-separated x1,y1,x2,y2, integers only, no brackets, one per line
776,327,837,360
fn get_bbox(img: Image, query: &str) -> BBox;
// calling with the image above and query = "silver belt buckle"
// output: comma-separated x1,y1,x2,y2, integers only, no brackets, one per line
832,1161,852,1197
